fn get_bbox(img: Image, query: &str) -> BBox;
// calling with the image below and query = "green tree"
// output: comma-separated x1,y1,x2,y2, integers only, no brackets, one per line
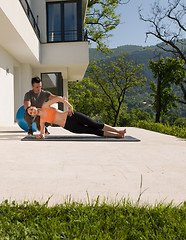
68,77,103,116
86,0,129,52
139,0,186,103
88,54,147,126
69,78,115,124
149,57,185,123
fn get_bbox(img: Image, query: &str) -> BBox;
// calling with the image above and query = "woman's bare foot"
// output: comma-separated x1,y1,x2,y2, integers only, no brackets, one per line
103,128,126,138
118,129,126,138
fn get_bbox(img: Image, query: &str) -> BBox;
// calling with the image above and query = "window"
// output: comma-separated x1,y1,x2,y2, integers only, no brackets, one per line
64,3,77,41
47,3,61,42
41,73,64,110
47,1,82,43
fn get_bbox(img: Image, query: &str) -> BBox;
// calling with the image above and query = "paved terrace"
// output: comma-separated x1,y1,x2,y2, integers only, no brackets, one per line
0,125,185,206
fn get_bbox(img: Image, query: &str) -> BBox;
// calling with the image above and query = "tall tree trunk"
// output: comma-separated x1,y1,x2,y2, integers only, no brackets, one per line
180,82,186,102
113,101,122,126
113,112,119,127
155,74,161,123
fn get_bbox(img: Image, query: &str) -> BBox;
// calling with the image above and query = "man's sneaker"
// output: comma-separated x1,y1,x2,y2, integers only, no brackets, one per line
45,128,50,135
28,128,33,135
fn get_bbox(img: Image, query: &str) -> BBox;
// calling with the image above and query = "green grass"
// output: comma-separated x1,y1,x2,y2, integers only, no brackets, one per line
0,198,185,239
137,121,186,139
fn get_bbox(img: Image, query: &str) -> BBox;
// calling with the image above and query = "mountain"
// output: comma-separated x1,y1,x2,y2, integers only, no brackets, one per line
89,44,173,81
88,44,186,117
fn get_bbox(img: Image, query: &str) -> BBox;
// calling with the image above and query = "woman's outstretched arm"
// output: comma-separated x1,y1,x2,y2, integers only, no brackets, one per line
43,96,73,111
36,119,45,139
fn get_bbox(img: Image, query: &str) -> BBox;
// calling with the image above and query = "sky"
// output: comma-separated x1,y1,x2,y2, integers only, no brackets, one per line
106,0,183,48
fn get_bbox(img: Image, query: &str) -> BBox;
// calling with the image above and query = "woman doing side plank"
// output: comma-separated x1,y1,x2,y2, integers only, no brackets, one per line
26,96,126,139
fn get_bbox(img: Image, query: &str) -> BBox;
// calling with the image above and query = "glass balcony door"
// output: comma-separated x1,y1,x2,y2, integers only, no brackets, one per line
47,1,81,43
47,3,62,42
64,2,78,41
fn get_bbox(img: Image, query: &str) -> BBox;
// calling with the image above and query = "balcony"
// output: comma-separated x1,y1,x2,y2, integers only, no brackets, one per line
40,41,89,81
19,0,88,44
19,0,40,40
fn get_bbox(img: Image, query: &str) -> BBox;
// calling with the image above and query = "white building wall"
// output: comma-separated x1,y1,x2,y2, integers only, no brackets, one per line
13,64,33,121
14,66,22,120
21,64,33,96
0,47,15,126
0,46,34,124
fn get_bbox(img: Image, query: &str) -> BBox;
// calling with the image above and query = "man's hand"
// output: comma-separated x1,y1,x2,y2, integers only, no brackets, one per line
24,101,31,111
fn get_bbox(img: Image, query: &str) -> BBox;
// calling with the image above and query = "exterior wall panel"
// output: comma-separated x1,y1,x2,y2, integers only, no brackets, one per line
0,47,15,126
0,0,89,126
0,1,40,63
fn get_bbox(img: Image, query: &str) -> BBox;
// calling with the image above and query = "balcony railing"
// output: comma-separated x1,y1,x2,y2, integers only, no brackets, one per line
47,29,88,43
19,0,40,40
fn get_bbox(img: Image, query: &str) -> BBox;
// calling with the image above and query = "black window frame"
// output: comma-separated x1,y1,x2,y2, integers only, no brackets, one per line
41,72,64,110
46,0,82,43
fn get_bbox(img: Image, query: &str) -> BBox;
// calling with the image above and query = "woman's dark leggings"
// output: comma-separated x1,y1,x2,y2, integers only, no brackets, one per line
64,112,104,136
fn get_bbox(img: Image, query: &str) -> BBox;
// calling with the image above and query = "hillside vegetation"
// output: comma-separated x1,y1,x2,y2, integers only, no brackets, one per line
88,44,186,118
68,43,185,137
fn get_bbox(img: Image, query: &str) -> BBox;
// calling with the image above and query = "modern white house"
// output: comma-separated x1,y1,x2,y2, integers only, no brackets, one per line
0,0,89,126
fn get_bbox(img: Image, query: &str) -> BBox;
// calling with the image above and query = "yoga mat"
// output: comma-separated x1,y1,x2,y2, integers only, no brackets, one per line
21,135,140,142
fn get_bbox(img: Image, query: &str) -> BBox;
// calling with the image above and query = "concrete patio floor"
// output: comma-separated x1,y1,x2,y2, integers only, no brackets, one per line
0,124,185,206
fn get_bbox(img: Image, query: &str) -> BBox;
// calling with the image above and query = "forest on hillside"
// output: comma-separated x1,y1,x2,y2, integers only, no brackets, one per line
87,44,186,118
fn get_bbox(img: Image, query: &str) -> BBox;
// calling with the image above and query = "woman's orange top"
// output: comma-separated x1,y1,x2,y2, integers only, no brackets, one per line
40,107,58,123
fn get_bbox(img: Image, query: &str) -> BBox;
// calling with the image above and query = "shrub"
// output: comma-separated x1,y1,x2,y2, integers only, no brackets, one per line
118,108,152,127
137,121,186,138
